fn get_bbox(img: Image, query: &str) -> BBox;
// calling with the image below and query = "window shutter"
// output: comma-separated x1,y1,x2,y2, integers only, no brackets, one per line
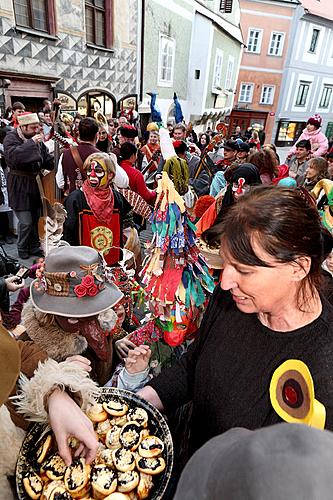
220,0,233,13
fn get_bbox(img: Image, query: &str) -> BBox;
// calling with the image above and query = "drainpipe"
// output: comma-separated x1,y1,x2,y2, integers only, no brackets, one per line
139,0,145,103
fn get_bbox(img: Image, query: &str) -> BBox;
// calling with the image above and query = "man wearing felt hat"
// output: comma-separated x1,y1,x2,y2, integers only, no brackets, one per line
3,112,54,259
20,245,122,386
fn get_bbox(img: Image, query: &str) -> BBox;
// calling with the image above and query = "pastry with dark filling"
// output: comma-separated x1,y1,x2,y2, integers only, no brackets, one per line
63,458,91,498
91,464,117,499
43,453,67,480
103,400,128,417
119,421,142,451
138,436,164,458
127,408,148,428
36,434,53,464
112,448,136,472
23,470,43,499
117,470,139,493
136,456,166,475
105,426,121,450
40,480,73,499
137,472,153,499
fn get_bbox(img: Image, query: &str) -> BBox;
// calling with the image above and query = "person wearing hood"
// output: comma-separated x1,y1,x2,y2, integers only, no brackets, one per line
288,114,328,159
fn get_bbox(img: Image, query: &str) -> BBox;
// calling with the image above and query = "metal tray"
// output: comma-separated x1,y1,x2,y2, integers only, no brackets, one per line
16,387,173,499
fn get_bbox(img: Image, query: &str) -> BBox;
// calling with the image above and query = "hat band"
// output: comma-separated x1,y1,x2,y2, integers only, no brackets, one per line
34,263,106,299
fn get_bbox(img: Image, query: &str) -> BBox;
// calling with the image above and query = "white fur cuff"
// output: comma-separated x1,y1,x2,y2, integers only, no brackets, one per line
12,358,99,423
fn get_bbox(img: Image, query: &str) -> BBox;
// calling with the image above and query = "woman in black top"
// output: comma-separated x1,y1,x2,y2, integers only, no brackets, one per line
138,186,333,455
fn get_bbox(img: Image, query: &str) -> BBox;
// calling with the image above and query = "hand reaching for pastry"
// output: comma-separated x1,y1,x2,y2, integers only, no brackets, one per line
48,389,98,465
125,345,151,374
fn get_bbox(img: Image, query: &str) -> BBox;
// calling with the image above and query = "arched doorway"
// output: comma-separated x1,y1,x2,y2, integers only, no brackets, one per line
77,89,117,119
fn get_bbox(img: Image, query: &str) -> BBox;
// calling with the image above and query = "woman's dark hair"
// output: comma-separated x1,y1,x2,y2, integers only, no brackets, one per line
248,149,278,179
203,185,332,307
119,141,138,161
199,133,210,145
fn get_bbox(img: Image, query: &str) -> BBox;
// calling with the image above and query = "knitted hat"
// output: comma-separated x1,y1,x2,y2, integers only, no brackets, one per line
146,122,159,132
307,114,322,128
17,112,39,126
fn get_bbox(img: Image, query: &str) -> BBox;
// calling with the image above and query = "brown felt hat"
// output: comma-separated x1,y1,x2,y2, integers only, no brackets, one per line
0,324,20,406
30,246,123,318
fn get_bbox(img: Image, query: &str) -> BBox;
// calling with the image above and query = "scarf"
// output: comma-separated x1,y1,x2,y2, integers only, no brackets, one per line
82,180,114,224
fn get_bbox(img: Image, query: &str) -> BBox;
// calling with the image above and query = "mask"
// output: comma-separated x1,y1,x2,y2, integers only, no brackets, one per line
86,159,108,188
162,310,191,347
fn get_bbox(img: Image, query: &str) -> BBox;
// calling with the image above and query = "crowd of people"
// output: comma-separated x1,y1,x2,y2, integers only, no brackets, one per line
1,100,333,499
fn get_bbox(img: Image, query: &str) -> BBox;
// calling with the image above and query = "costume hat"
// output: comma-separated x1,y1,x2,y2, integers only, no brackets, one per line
0,324,20,406
30,245,123,318
17,112,39,126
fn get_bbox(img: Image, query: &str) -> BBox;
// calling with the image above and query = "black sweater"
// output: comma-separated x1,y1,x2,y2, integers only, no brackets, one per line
149,286,333,454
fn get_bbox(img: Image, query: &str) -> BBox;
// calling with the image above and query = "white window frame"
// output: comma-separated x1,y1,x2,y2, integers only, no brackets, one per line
268,31,285,57
239,82,254,103
295,81,311,107
260,85,275,105
246,28,263,54
308,28,320,54
157,34,176,87
319,85,333,109
212,48,224,90
225,55,235,90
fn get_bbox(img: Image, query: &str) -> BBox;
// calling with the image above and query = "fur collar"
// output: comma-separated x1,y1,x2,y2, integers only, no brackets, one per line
22,301,88,361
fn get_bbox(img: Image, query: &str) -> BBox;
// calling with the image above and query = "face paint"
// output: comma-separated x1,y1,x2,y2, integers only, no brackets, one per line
232,177,250,201
86,159,108,188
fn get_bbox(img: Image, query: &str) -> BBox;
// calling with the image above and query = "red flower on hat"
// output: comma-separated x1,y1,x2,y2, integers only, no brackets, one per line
81,275,95,289
74,284,87,298
87,284,98,297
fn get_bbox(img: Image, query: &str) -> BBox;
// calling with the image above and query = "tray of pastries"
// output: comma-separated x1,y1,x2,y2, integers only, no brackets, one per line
16,387,173,500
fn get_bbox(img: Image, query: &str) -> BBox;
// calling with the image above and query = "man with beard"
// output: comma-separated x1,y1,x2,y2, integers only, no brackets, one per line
3,112,53,259
63,152,131,266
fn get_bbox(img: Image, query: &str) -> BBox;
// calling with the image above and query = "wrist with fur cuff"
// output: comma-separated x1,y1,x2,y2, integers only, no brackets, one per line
12,358,99,424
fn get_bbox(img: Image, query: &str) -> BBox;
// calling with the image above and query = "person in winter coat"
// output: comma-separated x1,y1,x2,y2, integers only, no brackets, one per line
0,323,99,499
19,245,122,386
3,112,54,259
288,114,328,159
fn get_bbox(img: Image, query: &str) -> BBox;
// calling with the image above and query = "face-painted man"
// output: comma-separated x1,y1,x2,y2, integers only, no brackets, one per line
86,157,113,188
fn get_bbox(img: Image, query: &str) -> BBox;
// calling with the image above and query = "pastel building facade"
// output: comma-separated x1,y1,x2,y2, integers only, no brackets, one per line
274,0,333,146
230,0,298,141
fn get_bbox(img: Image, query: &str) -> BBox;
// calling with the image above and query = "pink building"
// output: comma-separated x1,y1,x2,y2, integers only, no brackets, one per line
229,0,298,141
